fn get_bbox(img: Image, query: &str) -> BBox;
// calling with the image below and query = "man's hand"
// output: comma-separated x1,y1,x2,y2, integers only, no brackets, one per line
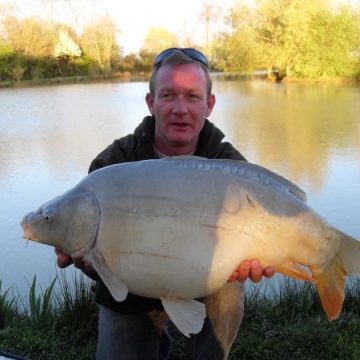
54,248,99,280
228,259,275,283
55,247,74,268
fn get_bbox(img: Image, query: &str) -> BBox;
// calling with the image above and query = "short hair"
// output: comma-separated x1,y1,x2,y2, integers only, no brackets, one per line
149,50,213,99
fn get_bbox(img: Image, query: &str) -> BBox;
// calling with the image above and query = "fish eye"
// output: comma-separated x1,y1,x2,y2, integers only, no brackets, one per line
43,211,54,223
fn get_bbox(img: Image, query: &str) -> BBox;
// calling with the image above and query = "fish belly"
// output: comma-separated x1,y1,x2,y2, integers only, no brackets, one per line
97,213,242,299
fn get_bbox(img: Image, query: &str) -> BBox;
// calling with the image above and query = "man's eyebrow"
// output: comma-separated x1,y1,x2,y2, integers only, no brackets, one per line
158,86,203,92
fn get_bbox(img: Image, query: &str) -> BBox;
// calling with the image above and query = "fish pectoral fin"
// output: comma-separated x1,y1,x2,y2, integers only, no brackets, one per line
91,250,128,302
160,297,206,338
275,262,316,283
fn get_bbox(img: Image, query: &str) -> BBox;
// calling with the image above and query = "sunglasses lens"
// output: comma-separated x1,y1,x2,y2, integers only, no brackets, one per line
153,48,208,68
182,49,208,67
154,48,178,67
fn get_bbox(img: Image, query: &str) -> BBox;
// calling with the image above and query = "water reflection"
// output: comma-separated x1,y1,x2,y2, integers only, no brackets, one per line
1,80,359,297
213,80,360,190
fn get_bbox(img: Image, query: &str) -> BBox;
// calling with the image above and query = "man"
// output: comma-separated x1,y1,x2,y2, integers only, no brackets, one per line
56,48,274,359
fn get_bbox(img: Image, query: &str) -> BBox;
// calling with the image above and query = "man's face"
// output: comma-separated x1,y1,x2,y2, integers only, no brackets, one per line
146,63,215,155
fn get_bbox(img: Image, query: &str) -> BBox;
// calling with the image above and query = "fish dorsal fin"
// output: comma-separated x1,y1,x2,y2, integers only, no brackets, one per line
91,250,129,301
238,162,307,202
270,172,307,202
161,157,307,202
160,297,206,337
165,157,307,202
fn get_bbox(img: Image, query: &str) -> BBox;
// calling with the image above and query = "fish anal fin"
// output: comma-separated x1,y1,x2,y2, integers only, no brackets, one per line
160,297,206,337
91,250,129,302
275,262,316,283
311,256,346,321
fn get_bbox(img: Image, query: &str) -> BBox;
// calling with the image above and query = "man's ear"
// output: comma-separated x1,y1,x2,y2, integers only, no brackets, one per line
145,93,155,115
206,94,216,117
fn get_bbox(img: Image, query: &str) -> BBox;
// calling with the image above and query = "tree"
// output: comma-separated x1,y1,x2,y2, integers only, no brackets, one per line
198,1,223,60
218,0,360,79
11,61,26,83
0,42,15,80
214,29,257,74
141,26,178,55
54,27,81,59
53,27,82,76
80,15,120,73
294,6,360,78
214,2,259,74
2,16,56,58
139,27,179,71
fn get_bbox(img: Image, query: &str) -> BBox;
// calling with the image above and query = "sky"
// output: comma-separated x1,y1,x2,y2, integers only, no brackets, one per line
104,0,209,54
95,0,235,54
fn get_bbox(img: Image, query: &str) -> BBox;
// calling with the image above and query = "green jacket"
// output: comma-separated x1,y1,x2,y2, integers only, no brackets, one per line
89,115,247,313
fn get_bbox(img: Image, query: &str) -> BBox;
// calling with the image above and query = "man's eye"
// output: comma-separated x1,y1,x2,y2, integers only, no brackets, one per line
189,94,200,100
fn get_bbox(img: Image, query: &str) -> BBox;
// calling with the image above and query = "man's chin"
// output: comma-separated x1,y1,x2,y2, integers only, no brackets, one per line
169,136,194,147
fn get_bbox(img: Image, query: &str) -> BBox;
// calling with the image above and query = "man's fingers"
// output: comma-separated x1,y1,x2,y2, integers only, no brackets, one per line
248,259,263,283
55,248,73,268
263,266,276,279
237,260,251,282
230,260,276,283
228,271,239,282
73,258,85,269
56,252,73,268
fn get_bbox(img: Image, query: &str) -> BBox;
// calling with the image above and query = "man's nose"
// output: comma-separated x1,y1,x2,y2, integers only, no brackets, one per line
172,97,188,114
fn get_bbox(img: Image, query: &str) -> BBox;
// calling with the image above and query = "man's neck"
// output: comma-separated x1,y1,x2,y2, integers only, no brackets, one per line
153,136,197,157
153,145,195,158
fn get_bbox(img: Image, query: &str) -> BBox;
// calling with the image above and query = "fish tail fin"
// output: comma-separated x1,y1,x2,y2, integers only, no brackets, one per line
337,230,360,276
313,230,360,321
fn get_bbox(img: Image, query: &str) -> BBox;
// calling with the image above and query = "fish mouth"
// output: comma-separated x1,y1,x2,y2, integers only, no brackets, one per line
22,232,40,242
20,221,40,242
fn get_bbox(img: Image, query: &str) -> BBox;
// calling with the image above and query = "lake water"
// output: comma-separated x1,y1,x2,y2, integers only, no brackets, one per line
1,78,360,299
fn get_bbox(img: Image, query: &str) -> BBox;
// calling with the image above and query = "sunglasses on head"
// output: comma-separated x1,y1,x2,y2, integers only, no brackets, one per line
153,48,209,69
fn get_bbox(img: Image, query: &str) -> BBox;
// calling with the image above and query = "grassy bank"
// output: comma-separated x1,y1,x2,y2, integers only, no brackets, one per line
1,275,360,359
0,73,151,89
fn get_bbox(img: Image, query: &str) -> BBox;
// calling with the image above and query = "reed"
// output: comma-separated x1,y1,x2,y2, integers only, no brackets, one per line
0,280,17,330
27,276,57,323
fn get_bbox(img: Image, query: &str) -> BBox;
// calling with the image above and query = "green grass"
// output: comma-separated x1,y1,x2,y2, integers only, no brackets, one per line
1,276,360,359
0,273,97,359
227,278,360,359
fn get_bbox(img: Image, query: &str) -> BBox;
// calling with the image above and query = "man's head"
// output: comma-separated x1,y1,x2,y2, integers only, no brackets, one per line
146,48,216,156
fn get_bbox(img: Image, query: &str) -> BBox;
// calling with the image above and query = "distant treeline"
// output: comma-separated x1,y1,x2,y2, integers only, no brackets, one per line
0,0,359,83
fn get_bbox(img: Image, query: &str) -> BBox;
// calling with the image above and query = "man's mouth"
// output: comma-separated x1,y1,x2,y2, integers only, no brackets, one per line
171,122,190,128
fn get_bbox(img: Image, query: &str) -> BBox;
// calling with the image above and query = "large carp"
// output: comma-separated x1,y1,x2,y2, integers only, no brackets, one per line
20,157,360,337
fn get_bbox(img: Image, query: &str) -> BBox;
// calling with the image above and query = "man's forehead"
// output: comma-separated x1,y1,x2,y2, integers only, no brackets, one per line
155,63,208,89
